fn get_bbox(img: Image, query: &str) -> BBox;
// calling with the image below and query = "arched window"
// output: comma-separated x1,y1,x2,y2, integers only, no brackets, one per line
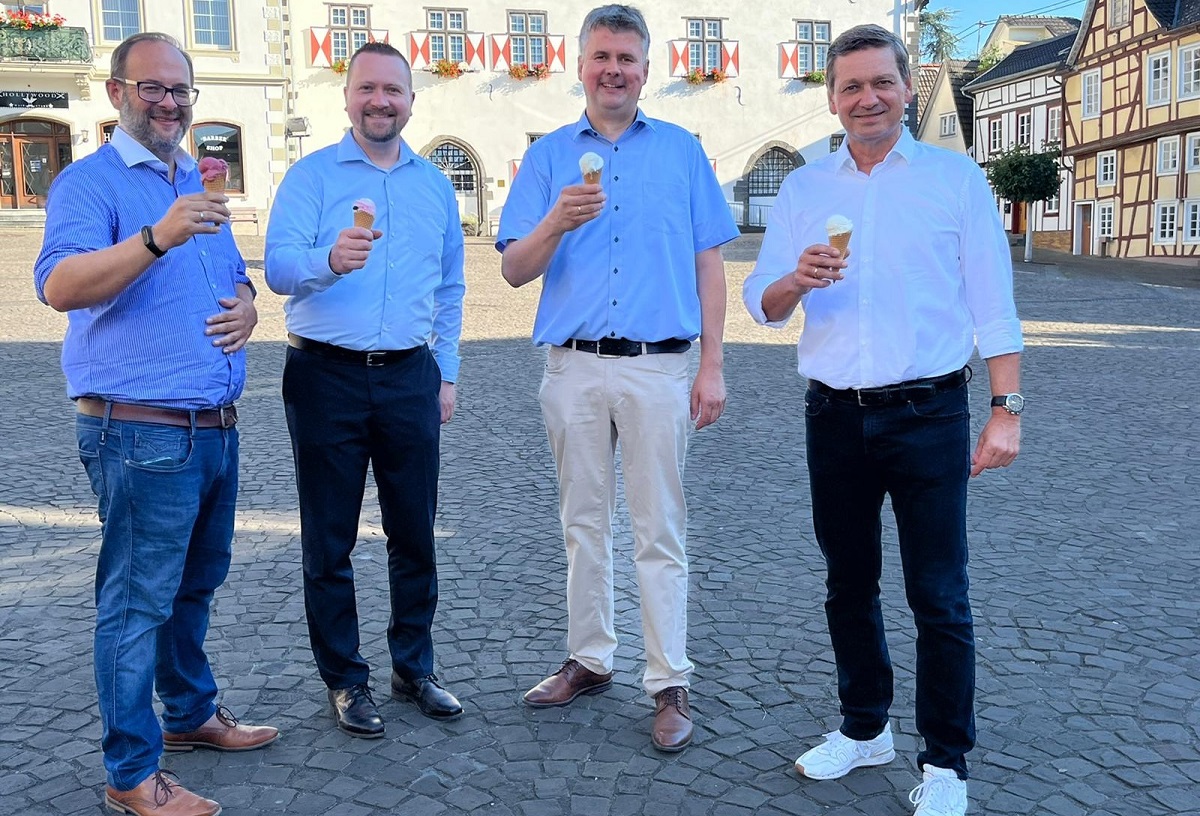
190,121,243,193
428,142,476,192
747,147,800,197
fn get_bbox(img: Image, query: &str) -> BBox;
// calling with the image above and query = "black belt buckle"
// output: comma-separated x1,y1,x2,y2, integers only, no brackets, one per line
366,351,387,367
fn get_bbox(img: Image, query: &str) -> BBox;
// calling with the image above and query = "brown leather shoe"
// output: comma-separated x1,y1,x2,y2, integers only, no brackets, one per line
162,705,279,753
104,770,221,816
523,659,613,708
652,686,693,752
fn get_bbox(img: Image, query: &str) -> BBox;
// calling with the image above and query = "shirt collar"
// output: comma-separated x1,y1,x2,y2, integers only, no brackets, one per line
109,126,195,173
834,127,916,173
571,109,655,141
336,129,415,168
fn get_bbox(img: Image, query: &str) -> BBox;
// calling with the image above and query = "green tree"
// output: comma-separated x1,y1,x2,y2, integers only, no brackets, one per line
976,43,1003,72
986,144,1063,262
920,8,960,62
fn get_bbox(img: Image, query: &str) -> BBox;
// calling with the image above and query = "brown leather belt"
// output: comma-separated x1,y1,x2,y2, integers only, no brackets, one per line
76,397,239,429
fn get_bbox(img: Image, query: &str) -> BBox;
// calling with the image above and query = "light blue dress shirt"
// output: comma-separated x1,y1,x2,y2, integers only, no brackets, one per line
264,132,465,383
497,111,739,346
34,127,250,409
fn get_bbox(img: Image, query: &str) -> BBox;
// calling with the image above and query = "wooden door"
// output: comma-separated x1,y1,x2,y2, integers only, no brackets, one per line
1078,204,1092,256
0,138,13,210
16,137,54,208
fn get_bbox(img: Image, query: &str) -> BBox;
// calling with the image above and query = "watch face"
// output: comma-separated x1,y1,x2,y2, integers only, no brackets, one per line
1005,394,1025,414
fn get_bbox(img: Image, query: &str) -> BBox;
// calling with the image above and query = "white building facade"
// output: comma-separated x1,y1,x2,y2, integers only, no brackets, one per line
0,0,925,230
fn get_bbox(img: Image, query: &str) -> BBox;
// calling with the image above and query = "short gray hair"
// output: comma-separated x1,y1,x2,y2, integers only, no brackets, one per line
110,32,194,84
578,5,650,57
825,24,910,88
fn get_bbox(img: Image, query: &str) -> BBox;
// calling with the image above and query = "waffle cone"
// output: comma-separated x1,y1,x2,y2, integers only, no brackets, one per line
203,177,226,194
353,211,375,230
583,170,602,185
827,231,851,255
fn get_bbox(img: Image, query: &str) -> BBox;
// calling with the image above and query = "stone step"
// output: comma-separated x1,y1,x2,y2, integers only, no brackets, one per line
0,209,47,228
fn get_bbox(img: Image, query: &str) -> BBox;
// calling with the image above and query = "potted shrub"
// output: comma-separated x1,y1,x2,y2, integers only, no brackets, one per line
331,57,348,75
800,70,826,84
685,67,705,85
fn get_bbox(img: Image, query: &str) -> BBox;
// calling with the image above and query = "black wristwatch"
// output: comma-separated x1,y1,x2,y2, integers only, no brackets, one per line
991,393,1025,415
141,225,167,258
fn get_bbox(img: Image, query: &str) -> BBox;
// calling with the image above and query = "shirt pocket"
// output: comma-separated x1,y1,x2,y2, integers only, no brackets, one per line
642,182,688,234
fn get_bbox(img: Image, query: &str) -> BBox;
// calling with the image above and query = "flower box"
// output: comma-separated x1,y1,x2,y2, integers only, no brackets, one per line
431,58,465,78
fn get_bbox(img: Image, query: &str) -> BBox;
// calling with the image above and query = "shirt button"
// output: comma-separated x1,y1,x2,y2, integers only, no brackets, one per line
614,237,619,243
610,331,616,337
613,268,618,274
614,146,619,152
614,205,619,211
613,175,619,181
612,299,617,305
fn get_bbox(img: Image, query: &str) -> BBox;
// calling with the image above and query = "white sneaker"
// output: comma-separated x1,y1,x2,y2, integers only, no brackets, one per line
794,722,896,780
909,765,968,816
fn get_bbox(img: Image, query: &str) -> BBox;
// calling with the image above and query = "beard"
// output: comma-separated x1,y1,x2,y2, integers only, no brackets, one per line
119,91,190,159
355,106,403,144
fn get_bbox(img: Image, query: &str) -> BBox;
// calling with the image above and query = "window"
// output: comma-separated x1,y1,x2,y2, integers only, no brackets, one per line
1097,202,1114,238
192,0,232,50
329,6,371,61
747,148,797,196
99,120,117,144
1047,107,1061,143
829,133,844,152
1158,136,1180,175
795,19,831,74
527,133,545,146
1045,192,1059,213
1184,200,1200,242
190,122,243,193
686,18,722,73
428,9,466,63
1181,45,1200,99
429,142,476,192
1097,151,1116,186
508,11,547,67
989,119,1002,152
1082,70,1101,119
1110,0,1130,27
1017,112,1031,146
1148,52,1171,106
939,113,956,137
1154,201,1178,243
1187,133,1200,172
0,1,47,11
100,0,141,42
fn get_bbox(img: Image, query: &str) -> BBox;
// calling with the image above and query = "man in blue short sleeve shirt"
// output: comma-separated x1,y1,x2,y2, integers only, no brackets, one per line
33,32,277,816
496,3,738,753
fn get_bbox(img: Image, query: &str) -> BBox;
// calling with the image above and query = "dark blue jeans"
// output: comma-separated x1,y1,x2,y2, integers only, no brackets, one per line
805,382,974,779
77,414,237,791
282,345,441,689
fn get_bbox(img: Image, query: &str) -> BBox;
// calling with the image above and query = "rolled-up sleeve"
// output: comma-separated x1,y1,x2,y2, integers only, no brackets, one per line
742,177,799,328
959,168,1023,358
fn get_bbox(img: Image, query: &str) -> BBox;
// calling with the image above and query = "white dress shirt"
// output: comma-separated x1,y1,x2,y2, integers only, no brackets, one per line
743,129,1023,390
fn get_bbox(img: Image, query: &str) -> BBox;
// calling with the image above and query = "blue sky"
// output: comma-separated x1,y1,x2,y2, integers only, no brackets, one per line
929,0,1088,58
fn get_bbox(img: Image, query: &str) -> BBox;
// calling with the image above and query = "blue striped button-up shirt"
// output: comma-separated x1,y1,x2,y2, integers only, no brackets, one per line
34,127,251,409
496,110,739,346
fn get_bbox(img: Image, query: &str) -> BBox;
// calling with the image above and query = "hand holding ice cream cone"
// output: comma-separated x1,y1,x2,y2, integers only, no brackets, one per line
579,151,604,186
198,157,229,194
825,214,852,257
352,197,376,230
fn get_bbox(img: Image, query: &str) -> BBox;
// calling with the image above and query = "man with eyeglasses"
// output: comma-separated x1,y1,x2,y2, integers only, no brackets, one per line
34,31,276,816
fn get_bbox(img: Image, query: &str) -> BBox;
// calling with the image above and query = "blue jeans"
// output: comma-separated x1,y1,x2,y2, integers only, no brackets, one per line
77,414,237,790
804,382,975,779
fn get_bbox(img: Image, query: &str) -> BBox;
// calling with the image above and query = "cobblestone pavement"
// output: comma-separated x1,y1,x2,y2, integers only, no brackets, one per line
1,230,1198,815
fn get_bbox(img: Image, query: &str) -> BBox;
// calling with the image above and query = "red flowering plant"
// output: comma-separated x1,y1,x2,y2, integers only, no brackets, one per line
529,62,551,80
431,58,463,78
507,62,529,80
0,10,66,29
331,58,348,75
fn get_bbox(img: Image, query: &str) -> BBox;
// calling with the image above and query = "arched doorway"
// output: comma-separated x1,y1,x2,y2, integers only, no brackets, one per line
744,146,802,228
427,140,482,233
0,119,73,209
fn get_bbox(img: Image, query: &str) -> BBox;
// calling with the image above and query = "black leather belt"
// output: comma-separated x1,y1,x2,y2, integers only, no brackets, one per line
77,397,238,429
811,366,970,407
288,334,422,366
561,338,691,357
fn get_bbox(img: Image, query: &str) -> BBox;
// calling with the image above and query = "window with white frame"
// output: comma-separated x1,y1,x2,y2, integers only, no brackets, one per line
1187,133,1200,172
1045,190,1060,213
1047,107,1061,143
1082,70,1101,118
1098,151,1116,186
1018,112,1031,146
329,6,371,61
939,113,956,137
1110,0,1130,26
686,18,723,73
1181,45,1200,99
1185,200,1200,242
1148,52,1171,106
795,19,831,74
1097,202,1114,238
192,0,232,50
989,119,1002,152
427,9,466,63
1158,136,1180,175
1154,201,1178,243
508,11,547,68
101,0,141,42
0,1,47,12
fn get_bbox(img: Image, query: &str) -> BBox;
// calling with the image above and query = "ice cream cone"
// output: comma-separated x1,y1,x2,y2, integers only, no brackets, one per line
203,177,226,194
353,210,375,230
827,231,851,255
583,169,602,185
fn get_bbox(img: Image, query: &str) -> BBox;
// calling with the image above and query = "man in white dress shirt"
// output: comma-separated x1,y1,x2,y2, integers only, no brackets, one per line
742,24,1023,816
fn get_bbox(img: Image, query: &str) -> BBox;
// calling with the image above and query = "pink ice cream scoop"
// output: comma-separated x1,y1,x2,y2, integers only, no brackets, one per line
352,198,376,229
198,157,229,192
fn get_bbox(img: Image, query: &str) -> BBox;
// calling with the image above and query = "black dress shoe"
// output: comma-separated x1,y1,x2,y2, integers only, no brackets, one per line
328,684,385,738
391,672,463,720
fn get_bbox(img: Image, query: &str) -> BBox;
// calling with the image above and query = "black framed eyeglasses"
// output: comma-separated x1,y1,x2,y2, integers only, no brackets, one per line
111,78,200,107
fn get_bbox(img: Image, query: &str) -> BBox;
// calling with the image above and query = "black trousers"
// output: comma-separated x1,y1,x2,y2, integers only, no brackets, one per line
282,344,441,689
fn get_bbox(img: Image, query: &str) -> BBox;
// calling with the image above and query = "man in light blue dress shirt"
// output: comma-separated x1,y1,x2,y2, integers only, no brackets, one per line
743,25,1023,816
266,41,466,738
497,4,738,753
34,32,277,816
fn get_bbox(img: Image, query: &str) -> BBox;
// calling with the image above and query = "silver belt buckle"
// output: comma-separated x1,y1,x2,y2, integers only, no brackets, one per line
366,351,386,367
596,339,622,359
857,389,868,407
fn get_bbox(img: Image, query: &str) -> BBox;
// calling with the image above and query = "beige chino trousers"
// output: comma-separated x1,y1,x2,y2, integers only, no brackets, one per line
539,345,695,697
